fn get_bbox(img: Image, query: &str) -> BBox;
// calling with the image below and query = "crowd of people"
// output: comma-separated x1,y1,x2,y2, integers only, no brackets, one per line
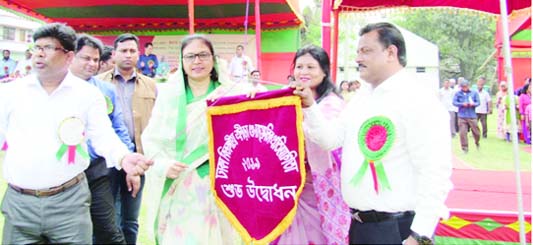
0,21,454,245
439,75,531,153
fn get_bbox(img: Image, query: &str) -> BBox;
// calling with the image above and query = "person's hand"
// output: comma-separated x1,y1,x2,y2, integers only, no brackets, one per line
125,174,141,198
403,235,419,245
291,81,315,108
121,153,154,176
166,162,188,179
488,109,493,115
246,86,260,99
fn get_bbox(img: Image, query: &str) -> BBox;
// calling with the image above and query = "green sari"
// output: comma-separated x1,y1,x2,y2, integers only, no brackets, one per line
141,64,250,245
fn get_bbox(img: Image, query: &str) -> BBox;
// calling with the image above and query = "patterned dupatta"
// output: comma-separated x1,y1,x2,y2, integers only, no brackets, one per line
141,57,244,243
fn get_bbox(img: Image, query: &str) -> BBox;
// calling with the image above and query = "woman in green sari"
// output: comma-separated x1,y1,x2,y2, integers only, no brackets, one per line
141,35,249,244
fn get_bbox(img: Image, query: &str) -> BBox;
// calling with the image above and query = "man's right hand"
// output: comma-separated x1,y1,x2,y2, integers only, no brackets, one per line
121,153,154,176
291,81,315,108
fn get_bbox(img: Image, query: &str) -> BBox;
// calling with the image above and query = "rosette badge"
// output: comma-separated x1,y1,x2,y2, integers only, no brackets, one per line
352,116,395,193
55,117,88,164
104,96,114,115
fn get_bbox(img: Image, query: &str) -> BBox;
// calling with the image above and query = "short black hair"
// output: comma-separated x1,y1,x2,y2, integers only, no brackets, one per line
250,70,260,76
100,45,113,62
236,44,244,49
75,34,103,57
145,42,153,48
359,22,407,67
33,23,76,52
113,33,139,50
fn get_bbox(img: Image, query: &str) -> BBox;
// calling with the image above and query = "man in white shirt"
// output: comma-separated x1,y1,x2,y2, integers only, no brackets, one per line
475,77,492,138
449,78,460,133
0,23,153,244
249,69,268,92
14,49,32,76
293,22,452,245
229,44,254,82
439,79,457,137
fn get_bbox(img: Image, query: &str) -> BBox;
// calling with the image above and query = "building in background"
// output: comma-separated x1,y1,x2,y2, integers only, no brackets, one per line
337,25,440,92
0,8,41,61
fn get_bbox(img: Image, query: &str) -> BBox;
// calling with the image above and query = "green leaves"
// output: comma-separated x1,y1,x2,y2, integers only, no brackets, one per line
392,9,497,84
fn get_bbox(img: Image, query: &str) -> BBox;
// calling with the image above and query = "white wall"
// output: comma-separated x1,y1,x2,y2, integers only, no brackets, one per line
0,9,42,60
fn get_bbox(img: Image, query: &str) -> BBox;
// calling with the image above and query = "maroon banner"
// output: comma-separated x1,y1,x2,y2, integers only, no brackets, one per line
207,88,305,244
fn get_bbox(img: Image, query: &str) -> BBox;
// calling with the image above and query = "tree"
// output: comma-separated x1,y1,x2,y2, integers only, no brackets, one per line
300,0,322,46
392,9,497,85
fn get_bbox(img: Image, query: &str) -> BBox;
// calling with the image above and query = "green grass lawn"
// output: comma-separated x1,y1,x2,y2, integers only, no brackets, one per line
0,112,529,243
451,113,531,171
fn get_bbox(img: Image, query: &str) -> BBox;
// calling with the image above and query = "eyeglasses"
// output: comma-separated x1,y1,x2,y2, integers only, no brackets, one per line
182,52,212,63
30,45,69,54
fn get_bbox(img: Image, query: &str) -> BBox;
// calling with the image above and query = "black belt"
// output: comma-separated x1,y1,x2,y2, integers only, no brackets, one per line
350,209,415,223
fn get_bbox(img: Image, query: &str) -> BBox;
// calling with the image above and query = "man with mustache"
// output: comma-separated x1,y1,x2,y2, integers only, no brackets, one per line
97,33,156,244
293,22,452,245
0,23,152,244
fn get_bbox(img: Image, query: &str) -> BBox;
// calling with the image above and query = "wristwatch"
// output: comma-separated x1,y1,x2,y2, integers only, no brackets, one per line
410,231,433,245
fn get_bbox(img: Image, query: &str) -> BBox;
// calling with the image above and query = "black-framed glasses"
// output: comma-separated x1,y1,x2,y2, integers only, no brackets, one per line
30,45,69,54
182,52,212,63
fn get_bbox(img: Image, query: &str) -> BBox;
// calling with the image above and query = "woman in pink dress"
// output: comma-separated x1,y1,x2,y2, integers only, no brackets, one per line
274,45,351,244
519,83,531,144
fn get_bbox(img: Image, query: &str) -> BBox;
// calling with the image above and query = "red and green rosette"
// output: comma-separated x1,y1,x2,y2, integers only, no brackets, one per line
55,117,89,164
351,116,395,193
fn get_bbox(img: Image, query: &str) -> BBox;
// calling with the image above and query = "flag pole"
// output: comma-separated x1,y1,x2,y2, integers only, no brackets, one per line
497,1,526,244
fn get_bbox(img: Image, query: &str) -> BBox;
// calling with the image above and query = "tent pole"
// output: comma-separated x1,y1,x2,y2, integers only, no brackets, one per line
498,1,526,244
321,0,331,56
188,0,195,34
254,0,262,74
331,9,339,83
475,49,497,73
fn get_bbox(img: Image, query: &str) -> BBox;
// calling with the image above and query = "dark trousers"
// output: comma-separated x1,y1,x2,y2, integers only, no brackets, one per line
477,113,488,138
89,175,126,244
454,112,459,133
349,212,414,244
459,117,480,151
109,168,145,244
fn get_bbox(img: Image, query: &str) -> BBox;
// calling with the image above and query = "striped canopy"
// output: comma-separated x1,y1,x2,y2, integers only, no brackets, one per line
0,0,302,32
333,0,531,14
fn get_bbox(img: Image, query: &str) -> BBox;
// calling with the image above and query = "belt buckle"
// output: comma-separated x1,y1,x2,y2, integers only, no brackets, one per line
34,190,42,197
352,212,364,223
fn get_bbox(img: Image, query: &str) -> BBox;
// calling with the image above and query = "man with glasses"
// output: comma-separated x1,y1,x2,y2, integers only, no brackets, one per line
97,33,156,244
70,33,136,244
0,23,153,244
293,22,451,245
